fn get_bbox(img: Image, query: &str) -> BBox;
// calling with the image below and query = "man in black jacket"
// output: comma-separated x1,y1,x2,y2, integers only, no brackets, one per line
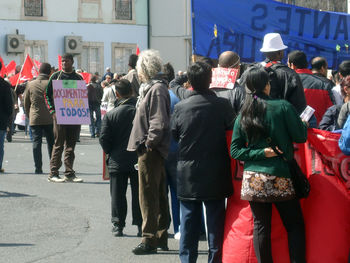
0,62,13,173
171,62,234,263
99,79,142,237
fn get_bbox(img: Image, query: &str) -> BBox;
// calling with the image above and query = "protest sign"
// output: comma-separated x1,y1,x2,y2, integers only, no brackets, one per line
209,68,238,89
192,0,350,68
53,80,90,125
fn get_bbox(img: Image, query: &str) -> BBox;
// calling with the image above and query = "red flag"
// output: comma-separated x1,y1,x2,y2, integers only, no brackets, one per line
33,59,41,75
6,61,16,76
80,72,92,84
136,45,140,55
9,73,20,86
16,54,38,85
58,55,62,71
0,56,6,78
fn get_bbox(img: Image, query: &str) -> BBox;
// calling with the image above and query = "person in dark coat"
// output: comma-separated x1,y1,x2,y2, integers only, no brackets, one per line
0,62,14,173
171,62,234,263
87,75,103,138
99,79,142,237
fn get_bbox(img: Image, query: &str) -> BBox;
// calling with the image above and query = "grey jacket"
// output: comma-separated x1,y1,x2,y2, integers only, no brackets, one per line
338,102,350,129
127,80,171,159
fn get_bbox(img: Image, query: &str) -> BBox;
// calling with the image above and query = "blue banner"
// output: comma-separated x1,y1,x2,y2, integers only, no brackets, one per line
192,0,350,68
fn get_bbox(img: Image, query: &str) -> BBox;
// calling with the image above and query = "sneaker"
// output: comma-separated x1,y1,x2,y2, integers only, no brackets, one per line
157,244,169,251
114,228,123,237
64,176,83,183
132,243,157,255
0,168,4,173
48,175,65,183
174,232,181,240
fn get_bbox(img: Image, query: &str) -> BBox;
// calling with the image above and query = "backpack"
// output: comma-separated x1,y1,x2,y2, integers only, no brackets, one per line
338,115,350,155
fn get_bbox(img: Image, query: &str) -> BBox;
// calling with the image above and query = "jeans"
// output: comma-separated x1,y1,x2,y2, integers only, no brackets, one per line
0,130,6,169
179,199,226,263
31,125,54,172
89,104,101,137
110,171,142,228
249,199,306,263
165,152,180,234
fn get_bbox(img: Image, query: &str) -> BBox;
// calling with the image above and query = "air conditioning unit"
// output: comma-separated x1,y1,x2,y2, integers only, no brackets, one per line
64,36,82,54
7,34,25,53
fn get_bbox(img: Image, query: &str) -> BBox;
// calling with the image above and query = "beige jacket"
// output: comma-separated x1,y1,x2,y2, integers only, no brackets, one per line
24,74,53,126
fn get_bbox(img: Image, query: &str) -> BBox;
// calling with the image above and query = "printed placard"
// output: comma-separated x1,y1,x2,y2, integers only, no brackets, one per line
53,80,91,125
209,68,238,89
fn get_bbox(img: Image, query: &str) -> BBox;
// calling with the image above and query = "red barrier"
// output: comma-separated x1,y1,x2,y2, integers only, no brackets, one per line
223,129,350,263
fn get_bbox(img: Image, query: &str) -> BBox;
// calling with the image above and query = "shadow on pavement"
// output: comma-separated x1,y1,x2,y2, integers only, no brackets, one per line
0,191,35,198
0,243,34,247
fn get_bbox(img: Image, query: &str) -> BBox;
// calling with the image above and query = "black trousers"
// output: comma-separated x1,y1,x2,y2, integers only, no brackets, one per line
110,171,142,228
31,124,54,171
249,199,306,263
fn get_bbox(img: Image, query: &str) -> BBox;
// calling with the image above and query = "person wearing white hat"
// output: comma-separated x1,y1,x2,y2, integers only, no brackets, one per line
241,33,307,115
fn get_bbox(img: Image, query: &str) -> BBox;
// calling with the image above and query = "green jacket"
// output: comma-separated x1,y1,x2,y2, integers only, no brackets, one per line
230,97,307,178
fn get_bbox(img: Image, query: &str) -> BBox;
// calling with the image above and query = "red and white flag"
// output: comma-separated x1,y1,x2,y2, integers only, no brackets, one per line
136,45,140,55
20,54,38,82
80,72,92,84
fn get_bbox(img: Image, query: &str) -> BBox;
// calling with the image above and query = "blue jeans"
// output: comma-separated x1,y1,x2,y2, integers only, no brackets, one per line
179,199,226,263
0,130,6,169
89,104,101,137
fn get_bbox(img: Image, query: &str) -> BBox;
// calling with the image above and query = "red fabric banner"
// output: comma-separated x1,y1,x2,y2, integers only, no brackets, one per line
80,72,92,84
0,56,7,78
9,73,20,86
6,60,16,76
223,129,350,263
58,55,62,71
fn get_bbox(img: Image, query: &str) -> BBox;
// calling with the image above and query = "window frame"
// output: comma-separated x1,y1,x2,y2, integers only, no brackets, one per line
21,40,48,64
21,0,47,20
112,0,136,24
111,42,137,74
78,0,103,23
75,42,104,75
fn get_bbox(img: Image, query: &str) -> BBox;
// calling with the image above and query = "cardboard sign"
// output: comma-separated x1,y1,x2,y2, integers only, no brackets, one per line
209,68,238,89
53,80,91,125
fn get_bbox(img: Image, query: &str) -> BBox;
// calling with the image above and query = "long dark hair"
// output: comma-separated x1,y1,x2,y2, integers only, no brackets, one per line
240,67,269,143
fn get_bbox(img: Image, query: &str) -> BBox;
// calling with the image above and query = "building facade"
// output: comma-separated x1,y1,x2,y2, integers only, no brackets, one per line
0,0,148,75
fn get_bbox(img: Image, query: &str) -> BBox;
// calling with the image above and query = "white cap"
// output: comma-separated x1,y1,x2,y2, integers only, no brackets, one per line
260,33,288,52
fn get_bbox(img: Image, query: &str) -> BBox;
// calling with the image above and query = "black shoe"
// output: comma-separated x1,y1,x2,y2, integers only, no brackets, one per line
114,228,123,237
137,226,142,237
35,169,43,174
157,245,169,251
132,243,157,255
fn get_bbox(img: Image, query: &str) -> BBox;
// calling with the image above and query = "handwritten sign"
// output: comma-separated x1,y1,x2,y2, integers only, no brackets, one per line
53,80,90,125
209,68,238,89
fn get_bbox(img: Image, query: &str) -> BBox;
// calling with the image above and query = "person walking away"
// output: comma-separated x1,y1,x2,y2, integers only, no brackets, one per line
127,49,171,255
87,75,103,138
0,62,14,173
44,54,84,183
24,62,55,174
99,79,142,237
231,67,308,263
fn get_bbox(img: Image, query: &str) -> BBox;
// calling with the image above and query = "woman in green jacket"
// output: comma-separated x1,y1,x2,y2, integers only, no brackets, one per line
231,67,308,263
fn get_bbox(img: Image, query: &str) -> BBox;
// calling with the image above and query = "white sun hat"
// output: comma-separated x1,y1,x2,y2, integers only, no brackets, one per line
260,33,288,52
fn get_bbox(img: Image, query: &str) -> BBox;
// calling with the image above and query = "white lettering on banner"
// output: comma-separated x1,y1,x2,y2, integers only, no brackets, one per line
210,68,238,89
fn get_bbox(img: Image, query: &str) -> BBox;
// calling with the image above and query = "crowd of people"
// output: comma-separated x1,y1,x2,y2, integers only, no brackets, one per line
0,31,350,263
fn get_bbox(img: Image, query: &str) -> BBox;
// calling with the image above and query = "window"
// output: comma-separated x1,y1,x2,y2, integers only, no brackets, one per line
113,0,135,24
78,0,102,22
23,40,48,63
24,0,43,16
111,43,136,74
76,42,104,75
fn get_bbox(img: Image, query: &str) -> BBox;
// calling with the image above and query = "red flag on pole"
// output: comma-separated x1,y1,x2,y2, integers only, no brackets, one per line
0,56,7,77
33,59,41,75
58,55,62,70
9,73,20,86
6,61,16,76
20,54,37,82
136,45,140,55
80,72,92,84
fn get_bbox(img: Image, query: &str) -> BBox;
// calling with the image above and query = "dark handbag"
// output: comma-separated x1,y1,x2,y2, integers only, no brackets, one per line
267,138,310,199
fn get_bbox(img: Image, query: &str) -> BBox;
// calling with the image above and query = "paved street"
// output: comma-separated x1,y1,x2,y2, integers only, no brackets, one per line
0,126,208,263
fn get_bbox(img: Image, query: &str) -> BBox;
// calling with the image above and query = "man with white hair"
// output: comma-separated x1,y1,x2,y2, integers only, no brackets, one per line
127,49,170,255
